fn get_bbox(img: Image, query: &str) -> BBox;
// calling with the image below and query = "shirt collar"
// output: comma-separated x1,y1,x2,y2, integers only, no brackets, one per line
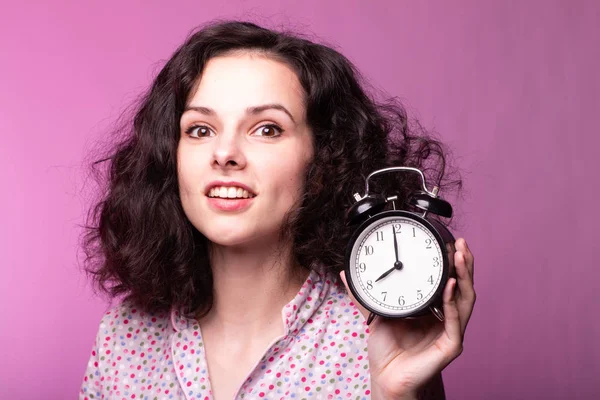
170,269,334,335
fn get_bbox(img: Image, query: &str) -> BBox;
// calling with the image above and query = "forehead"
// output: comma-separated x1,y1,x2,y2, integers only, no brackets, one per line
187,53,305,117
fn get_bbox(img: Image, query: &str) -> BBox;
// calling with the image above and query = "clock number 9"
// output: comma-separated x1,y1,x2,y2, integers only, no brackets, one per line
358,263,366,273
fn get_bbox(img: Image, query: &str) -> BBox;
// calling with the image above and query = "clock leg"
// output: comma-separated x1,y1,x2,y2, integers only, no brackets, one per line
367,312,377,325
430,306,444,322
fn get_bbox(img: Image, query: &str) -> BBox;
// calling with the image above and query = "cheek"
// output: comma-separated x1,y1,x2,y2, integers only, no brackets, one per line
269,156,310,200
177,147,204,197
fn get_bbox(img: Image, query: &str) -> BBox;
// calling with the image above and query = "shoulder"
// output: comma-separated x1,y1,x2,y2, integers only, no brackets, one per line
90,301,175,364
291,270,370,363
316,272,370,350
94,301,173,335
276,272,371,398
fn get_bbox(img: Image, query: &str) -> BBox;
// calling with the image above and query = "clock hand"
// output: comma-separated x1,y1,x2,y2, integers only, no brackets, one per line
375,259,404,282
375,265,396,282
375,227,404,282
393,225,400,263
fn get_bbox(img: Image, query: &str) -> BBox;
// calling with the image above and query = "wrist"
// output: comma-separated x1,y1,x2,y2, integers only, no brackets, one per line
370,383,418,400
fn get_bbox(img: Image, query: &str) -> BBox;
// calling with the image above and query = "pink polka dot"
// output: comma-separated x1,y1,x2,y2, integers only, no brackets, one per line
81,273,371,399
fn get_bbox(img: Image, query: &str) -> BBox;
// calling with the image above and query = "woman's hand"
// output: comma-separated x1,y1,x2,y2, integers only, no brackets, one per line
341,238,476,400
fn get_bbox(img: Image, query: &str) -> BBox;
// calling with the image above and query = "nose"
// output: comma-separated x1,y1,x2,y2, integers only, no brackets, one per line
211,131,246,170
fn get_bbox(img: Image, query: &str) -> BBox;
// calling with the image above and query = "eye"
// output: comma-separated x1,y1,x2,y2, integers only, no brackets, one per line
185,125,214,138
253,124,284,138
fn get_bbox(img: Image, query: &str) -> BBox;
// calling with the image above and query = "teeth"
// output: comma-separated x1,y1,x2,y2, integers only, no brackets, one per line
208,186,255,199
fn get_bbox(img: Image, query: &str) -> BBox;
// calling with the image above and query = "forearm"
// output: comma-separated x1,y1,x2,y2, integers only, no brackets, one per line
370,374,445,400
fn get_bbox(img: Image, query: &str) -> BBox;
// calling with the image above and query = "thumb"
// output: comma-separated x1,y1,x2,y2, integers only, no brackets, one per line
339,270,371,321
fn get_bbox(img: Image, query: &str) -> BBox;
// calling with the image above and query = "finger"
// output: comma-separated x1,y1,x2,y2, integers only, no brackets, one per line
441,278,464,360
339,271,371,322
454,251,476,334
454,250,474,295
455,238,474,282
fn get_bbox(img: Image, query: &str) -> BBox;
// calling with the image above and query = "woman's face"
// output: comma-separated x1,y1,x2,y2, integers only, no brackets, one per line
177,52,313,248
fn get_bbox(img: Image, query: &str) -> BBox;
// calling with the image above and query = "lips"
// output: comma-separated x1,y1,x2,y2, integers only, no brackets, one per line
207,196,254,212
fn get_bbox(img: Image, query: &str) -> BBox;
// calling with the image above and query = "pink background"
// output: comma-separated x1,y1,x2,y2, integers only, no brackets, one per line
1,0,598,398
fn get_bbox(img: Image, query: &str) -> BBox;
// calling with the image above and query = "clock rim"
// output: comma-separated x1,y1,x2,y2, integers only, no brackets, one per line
344,210,450,319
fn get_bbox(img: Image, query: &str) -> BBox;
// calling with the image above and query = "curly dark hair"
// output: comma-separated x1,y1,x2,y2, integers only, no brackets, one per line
82,19,461,319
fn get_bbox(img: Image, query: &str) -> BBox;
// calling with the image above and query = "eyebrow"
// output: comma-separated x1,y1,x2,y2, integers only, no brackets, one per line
183,103,296,124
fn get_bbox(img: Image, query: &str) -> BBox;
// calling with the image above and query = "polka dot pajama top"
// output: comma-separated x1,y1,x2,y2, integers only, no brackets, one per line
80,270,372,400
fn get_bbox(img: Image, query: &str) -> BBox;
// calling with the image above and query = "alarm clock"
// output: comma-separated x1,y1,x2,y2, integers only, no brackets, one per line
344,167,457,325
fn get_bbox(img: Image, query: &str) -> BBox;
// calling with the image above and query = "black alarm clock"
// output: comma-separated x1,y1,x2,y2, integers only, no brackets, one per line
344,167,457,325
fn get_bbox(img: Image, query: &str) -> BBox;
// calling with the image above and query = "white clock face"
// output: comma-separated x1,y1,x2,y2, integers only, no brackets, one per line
348,215,444,316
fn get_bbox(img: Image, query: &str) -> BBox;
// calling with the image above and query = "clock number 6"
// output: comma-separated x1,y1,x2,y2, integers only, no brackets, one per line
398,295,405,306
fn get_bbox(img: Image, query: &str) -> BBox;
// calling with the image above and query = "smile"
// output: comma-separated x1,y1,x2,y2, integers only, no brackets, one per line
208,186,257,199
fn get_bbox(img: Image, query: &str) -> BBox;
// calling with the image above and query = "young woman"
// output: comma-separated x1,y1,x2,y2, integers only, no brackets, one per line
80,20,475,400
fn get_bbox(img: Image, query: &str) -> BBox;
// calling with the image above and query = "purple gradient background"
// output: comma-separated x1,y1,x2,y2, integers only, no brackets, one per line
1,1,598,399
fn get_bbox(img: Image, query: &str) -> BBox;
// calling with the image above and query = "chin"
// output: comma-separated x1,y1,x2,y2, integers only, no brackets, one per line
201,227,277,249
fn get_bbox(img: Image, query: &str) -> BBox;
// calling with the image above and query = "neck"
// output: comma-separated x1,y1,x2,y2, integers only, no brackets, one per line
199,240,308,336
